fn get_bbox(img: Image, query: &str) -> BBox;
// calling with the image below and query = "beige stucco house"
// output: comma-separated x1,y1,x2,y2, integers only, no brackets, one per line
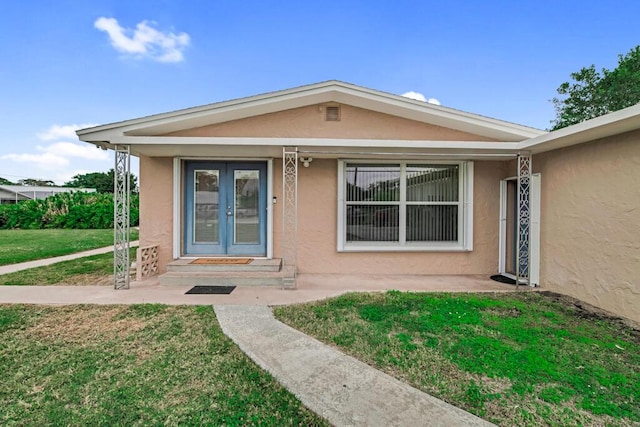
77,81,640,323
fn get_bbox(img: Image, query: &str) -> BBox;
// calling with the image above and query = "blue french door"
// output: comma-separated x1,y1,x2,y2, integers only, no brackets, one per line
184,161,267,256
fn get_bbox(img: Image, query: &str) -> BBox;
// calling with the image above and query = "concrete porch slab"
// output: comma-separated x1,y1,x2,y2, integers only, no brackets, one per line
0,274,519,306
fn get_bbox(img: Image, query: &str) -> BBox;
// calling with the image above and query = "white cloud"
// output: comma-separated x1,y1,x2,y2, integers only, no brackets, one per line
402,91,427,102
37,142,109,161
37,124,98,141
0,152,69,170
95,17,190,63
1,124,111,184
402,91,441,106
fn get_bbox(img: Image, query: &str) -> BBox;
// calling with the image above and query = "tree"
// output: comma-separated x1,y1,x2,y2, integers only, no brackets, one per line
65,169,138,193
0,177,15,185
551,46,640,130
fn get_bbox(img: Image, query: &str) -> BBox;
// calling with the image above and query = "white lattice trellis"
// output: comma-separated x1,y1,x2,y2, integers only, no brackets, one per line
282,147,298,288
516,153,532,287
114,145,131,290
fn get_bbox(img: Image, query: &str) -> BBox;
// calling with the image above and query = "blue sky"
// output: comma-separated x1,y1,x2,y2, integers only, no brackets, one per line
2,1,640,184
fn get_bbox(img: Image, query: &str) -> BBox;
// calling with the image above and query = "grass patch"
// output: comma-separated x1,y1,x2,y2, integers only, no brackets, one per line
0,248,137,286
0,229,139,266
0,304,326,426
275,291,640,426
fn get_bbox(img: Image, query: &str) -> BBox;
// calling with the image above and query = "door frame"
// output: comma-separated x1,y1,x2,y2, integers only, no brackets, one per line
498,173,541,286
173,157,274,259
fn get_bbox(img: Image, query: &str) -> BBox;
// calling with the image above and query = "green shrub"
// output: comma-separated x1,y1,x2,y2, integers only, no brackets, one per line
0,193,139,229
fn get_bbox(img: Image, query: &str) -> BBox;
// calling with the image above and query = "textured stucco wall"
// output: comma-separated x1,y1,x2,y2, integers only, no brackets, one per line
165,104,495,141
534,130,640,323
289,159,506,275
141,156,507,276
139,155,174,274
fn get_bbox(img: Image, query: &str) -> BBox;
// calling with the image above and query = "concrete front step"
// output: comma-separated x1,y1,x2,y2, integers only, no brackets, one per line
167,258,282,273
158,270,286,287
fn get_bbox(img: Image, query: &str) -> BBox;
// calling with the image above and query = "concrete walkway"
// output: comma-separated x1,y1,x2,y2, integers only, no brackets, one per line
215,305,494,427
0,241,140,275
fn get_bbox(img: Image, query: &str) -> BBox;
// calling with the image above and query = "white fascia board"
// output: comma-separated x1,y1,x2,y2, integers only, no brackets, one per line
77,83,341,139
111,136,521,151
521,103,640,153
330,89,545,141
77,80,545,142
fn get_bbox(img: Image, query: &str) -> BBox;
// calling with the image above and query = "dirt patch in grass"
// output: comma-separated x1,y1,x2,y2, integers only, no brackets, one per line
275,291,640,426
0,304,327,426
27,306,147,343
540,291,640,336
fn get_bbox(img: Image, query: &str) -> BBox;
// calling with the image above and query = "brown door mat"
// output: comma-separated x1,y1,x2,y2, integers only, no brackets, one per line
190,258,253,265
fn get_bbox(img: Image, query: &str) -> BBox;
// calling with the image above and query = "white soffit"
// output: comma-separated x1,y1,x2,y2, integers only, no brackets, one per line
77,81,545,143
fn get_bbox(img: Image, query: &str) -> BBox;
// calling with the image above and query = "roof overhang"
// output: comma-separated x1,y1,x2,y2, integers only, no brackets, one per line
520,103,640,154
77,81,640,158
77,81,544,146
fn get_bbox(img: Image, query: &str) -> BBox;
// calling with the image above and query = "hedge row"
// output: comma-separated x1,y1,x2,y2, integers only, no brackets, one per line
0,192,139,229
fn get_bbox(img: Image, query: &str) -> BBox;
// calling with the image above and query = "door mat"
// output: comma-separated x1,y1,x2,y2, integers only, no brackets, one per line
190,258,253,265
490,274,517,285
185,285,236,295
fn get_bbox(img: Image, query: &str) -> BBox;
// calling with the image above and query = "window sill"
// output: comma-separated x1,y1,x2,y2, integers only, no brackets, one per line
339,243,471,253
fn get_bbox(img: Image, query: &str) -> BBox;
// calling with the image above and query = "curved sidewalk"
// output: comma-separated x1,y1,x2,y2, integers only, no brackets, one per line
214,304,495,427
0,241,140,275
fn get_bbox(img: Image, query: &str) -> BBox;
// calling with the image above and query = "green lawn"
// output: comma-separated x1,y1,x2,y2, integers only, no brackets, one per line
0,304,327,426
0,248,137,286
275,291,640,426
0,229,139,266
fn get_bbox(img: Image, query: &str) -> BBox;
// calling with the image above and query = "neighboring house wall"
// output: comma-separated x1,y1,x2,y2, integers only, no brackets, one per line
534,129,640,323
164,105,497,141
0,186,96,203
0,189,28,203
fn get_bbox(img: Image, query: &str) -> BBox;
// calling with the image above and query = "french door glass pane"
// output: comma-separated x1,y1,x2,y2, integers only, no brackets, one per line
234,170,260,244
406,205,458,242
406,164,459,202
194,170,219,243
346,164,400,202
346,205,399,242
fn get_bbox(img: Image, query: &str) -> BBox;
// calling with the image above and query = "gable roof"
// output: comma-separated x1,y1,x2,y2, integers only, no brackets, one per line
77,80,545,143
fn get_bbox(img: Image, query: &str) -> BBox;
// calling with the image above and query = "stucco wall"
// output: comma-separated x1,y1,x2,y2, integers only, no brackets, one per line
165,104,495,141
139,155,174,274
283,159,506,275
141,157,506,275
534,130,640,323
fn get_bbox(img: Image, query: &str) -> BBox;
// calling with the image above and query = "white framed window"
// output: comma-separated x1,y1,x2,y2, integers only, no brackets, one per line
337,160,473,252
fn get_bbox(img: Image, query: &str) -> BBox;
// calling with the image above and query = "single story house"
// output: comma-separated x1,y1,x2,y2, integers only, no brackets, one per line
77,81,640,323
0,185,96,204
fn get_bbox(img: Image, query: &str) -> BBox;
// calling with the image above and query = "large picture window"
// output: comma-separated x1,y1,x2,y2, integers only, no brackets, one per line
338,161,473,251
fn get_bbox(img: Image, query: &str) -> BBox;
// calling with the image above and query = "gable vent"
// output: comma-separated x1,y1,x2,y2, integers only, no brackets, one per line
325,105,341,121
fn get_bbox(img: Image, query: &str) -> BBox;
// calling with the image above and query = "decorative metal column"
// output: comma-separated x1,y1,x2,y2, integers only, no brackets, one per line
516,153,532,288
282,147,298,288
114,145,131,290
